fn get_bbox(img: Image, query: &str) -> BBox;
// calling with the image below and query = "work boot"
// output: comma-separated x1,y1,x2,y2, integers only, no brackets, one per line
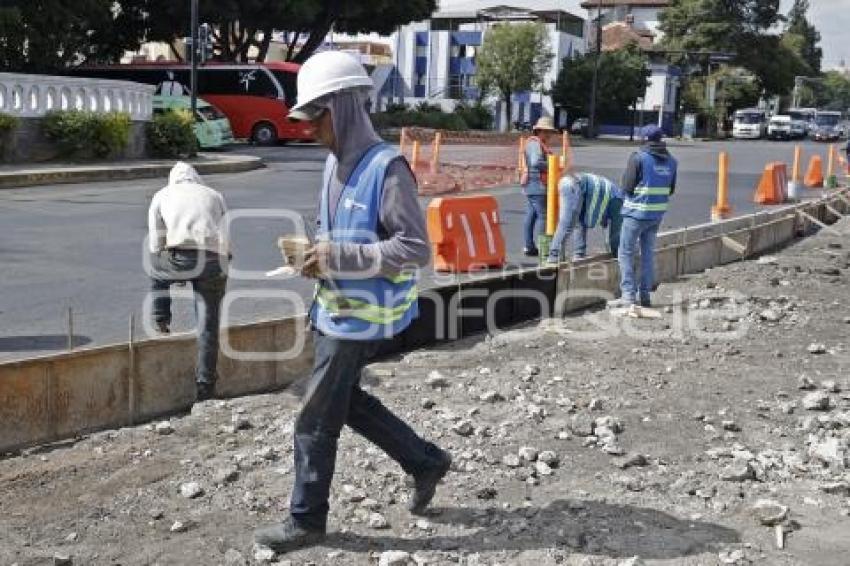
523,247,539,257
253,517,326,554
408,450,452,515
606,298,635,309
196,381,216,402
639,296,652,308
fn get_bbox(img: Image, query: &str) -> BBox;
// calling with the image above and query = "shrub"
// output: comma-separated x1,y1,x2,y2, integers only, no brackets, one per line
372,105,468,132
146,110,197,159
0,112,18,135
454,101,494,130
42,110,132,159
384,102,408,114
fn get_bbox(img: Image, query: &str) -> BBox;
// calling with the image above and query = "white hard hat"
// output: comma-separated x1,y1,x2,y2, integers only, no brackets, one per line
288,51,374,121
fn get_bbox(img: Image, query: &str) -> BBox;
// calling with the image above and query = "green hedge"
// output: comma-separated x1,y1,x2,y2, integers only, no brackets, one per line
372,101,493,132
0,112,18,135
42,110,132,159
146,110,197,159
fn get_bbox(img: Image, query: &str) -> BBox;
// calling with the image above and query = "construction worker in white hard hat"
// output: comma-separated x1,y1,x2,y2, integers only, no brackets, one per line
521,116,558,256
254,51,451,554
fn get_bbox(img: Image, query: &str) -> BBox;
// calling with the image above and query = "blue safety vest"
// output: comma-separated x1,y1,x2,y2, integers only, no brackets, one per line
622,150,677,221
579,174,621,228
310,143,418,341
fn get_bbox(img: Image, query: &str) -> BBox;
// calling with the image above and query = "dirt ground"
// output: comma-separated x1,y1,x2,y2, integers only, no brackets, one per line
2,219,850,566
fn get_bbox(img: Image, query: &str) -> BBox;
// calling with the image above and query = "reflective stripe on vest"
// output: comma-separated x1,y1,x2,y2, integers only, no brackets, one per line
311,143,419,340
582,174,615,228
622,150,676,220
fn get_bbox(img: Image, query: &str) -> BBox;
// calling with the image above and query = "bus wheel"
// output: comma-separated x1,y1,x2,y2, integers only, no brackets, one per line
252,122,278,146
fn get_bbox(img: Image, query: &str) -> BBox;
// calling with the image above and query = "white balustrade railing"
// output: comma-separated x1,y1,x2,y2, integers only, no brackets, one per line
0,73,154,121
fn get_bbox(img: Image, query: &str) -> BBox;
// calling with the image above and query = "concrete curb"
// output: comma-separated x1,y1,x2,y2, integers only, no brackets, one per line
0,153,264,189
1,188,848,453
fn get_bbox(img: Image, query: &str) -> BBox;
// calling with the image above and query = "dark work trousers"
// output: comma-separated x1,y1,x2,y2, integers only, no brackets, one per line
290,331,445,531
150,249,227,386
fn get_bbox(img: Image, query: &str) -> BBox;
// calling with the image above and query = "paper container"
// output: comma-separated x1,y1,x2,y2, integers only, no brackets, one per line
277,236,310,269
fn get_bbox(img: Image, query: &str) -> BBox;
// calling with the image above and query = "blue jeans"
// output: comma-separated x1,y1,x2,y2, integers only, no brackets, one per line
290,332,445,531
618,216,661,304
150,249,227,385
523,194,547,250
549,199,623,262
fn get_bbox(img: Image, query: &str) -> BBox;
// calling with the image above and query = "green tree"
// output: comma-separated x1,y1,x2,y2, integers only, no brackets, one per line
785,0,822,75
476,23,553,131
658,0,806,96
552,44,650,128
0,0,148,72
144,0,437,63
815,71,850,111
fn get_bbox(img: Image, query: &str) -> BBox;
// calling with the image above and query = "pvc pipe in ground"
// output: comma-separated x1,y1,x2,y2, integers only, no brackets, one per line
546,154,561,236
711,151,732,221
399,128,408,158
431,131,442,174
411,140,420,171
788,144,803,200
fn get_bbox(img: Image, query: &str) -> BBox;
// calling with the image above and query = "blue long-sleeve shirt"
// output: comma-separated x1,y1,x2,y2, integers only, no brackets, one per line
523,138,548,196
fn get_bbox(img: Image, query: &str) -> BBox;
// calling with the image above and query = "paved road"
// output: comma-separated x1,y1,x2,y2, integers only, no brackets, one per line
0,139,835,360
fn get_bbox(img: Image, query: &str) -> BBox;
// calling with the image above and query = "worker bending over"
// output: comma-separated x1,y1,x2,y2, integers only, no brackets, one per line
546,171,624,264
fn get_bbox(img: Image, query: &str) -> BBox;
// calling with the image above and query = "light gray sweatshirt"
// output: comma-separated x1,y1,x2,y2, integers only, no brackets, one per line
147,162,229,254
322,91,431,278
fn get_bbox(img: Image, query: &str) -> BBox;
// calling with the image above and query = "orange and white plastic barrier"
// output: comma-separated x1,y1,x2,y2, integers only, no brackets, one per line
804,155,824,188
754,162,788,204
427,195,506,272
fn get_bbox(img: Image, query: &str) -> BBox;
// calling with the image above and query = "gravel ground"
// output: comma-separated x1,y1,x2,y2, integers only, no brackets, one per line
2,220,850,566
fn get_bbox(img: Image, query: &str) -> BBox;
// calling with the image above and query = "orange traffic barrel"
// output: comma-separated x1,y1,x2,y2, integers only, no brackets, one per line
427,195,506,272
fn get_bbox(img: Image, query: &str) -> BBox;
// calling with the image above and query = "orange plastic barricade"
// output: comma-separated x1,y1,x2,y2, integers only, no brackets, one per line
427,195,506,272
754,162,787,204
804,155,824,188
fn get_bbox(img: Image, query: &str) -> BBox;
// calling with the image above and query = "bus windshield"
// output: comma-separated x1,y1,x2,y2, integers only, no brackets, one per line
815,114,841,126
789,111,814,122
735,113,763,124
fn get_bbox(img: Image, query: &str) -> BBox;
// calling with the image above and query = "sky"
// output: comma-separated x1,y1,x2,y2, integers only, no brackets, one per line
437,0,850,70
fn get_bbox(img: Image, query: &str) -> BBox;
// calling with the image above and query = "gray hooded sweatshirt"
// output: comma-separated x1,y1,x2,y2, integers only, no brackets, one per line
148,162,229,254
322,91,430,277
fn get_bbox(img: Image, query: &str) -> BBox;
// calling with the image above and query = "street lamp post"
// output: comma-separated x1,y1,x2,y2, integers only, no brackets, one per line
190,0,199,120
588,0,603,138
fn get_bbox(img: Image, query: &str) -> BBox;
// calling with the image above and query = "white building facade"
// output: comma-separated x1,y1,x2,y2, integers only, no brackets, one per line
581,0,679,135
390,5,587,130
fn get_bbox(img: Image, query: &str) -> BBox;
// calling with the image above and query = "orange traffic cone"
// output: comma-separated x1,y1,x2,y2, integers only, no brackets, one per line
804,155,824,188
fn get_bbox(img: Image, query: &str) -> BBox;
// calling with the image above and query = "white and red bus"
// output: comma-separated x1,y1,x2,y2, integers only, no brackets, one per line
70,61,310,144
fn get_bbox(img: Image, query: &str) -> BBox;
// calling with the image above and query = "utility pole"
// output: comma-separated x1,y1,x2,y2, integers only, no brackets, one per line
588,0,603,138
190,0,199,120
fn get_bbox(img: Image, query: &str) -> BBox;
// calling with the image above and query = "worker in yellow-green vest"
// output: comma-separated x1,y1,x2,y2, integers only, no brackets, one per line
254,51,450,555
611,125,677,308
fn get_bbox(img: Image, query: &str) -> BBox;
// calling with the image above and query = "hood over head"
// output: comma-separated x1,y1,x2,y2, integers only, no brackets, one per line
168,161,204,186
325,90,383,180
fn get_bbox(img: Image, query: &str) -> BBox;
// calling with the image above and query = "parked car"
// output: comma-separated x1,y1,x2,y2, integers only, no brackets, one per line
836,121,850,139
767,115,792,140
570,117,589,136
153,95,234,149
